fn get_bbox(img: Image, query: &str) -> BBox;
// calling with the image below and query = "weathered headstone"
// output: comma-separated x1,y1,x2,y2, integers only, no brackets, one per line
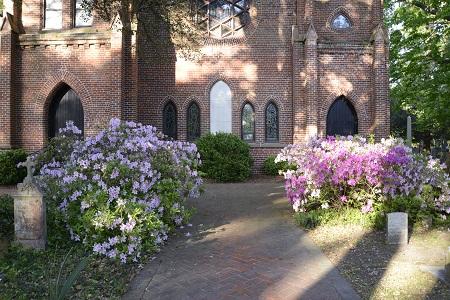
12,157,46,249
387,212,408,245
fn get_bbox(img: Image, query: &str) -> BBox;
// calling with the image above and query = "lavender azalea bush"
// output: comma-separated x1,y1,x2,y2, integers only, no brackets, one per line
276,136,450,219
38,119,202,263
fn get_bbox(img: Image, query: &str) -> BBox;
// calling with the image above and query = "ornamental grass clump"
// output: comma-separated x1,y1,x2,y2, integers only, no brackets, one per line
276,136,449,220
37,119,202,263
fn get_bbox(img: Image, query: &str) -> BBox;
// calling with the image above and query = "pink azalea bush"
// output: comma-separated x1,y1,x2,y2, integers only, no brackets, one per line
276,136,449,218
37,119,202,263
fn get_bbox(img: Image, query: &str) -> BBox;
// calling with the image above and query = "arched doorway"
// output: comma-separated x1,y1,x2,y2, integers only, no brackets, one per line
48,84,84,138
326,96,358,136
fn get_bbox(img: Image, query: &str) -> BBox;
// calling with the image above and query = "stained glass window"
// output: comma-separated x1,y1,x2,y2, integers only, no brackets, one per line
241,103,255,142
187,102,201,141
195,0,250,38
163,102,177,139
331,14,351,29
265,102,279,142
326,96,358,136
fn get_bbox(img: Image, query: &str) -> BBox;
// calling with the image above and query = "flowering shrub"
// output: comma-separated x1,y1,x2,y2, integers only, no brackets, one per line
276,136,449,220
37,119,202,263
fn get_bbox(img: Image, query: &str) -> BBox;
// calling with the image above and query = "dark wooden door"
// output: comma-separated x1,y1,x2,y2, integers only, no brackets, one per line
326,96,358,136
48,87,84,138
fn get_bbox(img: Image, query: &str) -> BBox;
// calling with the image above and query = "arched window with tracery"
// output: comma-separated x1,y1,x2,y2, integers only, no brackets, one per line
265,102,279,142
241,102,255,142
187,102,201,141
163,101,177,139
195,0,251,38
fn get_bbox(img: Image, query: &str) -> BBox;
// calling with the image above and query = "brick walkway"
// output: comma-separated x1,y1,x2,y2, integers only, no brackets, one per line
123,178,360,300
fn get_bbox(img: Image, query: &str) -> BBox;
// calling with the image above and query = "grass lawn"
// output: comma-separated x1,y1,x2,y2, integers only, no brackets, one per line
306,224,450,299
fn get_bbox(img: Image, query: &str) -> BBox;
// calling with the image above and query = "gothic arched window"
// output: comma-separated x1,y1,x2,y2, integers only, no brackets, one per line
163,101,177,139
241,102,255,142
210,81,232,133
187,102,201,141
265,102,279,142
331,14,351,29
195,0,251,38
326,96,358,136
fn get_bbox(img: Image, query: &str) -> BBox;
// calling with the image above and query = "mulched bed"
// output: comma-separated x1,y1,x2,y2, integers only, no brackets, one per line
307,225,450,299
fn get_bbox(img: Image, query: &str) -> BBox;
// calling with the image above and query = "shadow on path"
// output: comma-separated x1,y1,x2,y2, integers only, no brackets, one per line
123,178,360,300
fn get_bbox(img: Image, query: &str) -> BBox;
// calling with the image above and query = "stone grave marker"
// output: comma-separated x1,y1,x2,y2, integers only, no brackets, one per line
12,156,46,249
387,212,408,245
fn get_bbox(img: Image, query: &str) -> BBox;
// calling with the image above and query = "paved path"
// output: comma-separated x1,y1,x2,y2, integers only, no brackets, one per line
124,178,360,300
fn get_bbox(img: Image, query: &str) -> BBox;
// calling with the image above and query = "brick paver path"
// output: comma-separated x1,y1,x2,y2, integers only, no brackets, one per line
123,178,360,300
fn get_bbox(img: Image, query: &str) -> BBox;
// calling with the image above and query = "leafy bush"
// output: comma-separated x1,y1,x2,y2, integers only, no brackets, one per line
0,195,14,238
0,149,27,185
263,155,296,176
295,208,382,230
277,136,450,223
196,133,253,182
37,119,202,263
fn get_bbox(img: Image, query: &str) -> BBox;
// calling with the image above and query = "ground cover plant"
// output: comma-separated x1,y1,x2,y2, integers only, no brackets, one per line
196,133,253,182
0,119,203,298
0,149,27,185
277,136,450,228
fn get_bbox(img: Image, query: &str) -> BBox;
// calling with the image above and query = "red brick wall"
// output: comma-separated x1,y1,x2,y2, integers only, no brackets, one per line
1,0,390,173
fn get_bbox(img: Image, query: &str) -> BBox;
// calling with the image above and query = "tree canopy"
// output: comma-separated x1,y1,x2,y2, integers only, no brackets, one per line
85,0,202,59
386,0,450,140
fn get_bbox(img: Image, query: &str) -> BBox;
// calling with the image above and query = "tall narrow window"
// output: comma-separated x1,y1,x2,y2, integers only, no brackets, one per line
265,102,279,142
241,103,255,142
187,102,201,141
210,81,232,133
45,0,63,29
326,96,358,136
163,102,177,139
75,0,93,27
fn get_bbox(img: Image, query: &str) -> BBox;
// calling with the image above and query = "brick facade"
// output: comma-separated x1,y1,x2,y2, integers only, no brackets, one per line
0,0,389,173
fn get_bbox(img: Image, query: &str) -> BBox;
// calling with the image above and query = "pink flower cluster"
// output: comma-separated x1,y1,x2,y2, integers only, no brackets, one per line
277,136,449,214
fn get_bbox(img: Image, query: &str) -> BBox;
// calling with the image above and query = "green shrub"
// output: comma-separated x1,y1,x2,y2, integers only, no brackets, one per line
0,149,27,185
263,155,296,176
295,208,382,230
196,133,253,182
0,195,14,238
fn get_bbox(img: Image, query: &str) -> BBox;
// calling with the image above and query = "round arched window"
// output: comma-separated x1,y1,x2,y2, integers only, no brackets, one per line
195,0,251,38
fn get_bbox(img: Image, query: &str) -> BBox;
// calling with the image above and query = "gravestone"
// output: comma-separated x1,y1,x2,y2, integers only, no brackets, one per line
387,212,408,245
12,157,46,249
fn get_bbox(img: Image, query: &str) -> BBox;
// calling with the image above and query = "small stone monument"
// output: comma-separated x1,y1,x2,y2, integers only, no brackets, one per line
387,212,408,245
406,116,412,146
12,156,46,249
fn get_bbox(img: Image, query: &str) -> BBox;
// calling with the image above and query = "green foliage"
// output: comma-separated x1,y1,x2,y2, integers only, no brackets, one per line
0,242,139,299
0,149,27,185
0,195,14,238
295,208,382,230
196,133,253,182
386,0,450,138
262,155,296,176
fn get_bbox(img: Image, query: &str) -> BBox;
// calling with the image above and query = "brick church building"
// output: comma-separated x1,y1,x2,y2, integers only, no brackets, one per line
0,0,389,171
